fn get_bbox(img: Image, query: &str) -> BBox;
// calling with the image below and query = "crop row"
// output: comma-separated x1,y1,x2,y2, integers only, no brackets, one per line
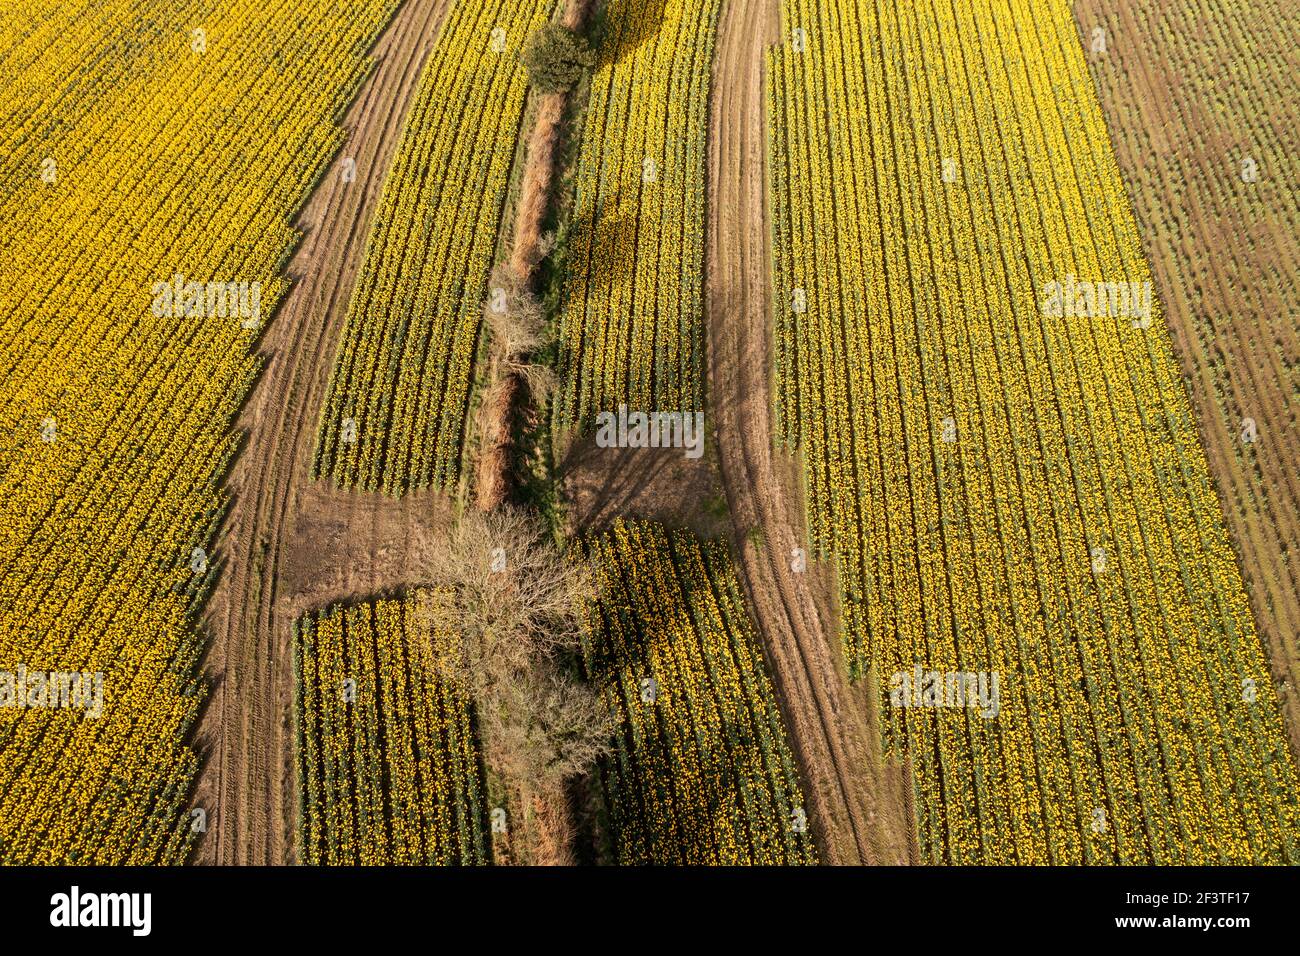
581,519,816,865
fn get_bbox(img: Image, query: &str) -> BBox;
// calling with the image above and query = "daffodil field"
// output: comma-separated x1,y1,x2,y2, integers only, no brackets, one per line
0,0,399,864
314,0,554,494
768,0,1300,862
582,520,817,865
294,595,490,865
1076,0,1300,744
555,0,720,430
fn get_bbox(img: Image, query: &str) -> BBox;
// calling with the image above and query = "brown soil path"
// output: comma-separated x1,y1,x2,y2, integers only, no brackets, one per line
193,0,455,866
704,0,916,865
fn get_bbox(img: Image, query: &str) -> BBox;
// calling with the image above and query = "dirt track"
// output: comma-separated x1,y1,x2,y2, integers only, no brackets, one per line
703,0,915,865
193,0,454,865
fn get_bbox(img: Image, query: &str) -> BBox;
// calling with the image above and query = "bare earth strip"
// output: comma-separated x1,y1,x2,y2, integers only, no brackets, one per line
193,0,455,866
704,0,916,865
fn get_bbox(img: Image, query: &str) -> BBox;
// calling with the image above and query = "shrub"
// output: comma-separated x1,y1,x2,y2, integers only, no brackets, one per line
520,24,594,93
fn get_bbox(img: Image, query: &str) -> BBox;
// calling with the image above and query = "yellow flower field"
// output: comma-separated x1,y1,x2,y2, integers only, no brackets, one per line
768,0,1299,863
555,0,720,430
582,520,817,865
294,595,489,865
0,0,400,864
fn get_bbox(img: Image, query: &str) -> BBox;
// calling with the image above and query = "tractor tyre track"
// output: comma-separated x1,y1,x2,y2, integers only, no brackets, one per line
194,0,453,866
704,0,916,865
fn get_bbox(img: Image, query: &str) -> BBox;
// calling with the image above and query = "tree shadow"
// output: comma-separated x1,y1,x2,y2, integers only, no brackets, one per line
559,203,639,308
591,0,669,70
557,439,677,530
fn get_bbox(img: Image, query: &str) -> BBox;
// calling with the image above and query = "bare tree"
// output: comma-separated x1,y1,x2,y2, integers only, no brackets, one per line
475,268,557,509
482,265,546,362
415,506,612,789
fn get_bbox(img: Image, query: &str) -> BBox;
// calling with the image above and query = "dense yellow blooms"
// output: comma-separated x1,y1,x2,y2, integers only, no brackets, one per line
1078,0,1300,724
555,0,720,429
0,0,399,864
294,595,488,865
314,0,554,493
768,0,1300,862
582,520,817,865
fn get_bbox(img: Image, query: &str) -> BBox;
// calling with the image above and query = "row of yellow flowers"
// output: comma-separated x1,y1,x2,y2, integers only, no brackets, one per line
314,0,554,493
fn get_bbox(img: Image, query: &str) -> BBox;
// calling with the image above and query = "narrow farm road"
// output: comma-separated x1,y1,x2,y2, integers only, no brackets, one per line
704,0,917,865
193,0,455,866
